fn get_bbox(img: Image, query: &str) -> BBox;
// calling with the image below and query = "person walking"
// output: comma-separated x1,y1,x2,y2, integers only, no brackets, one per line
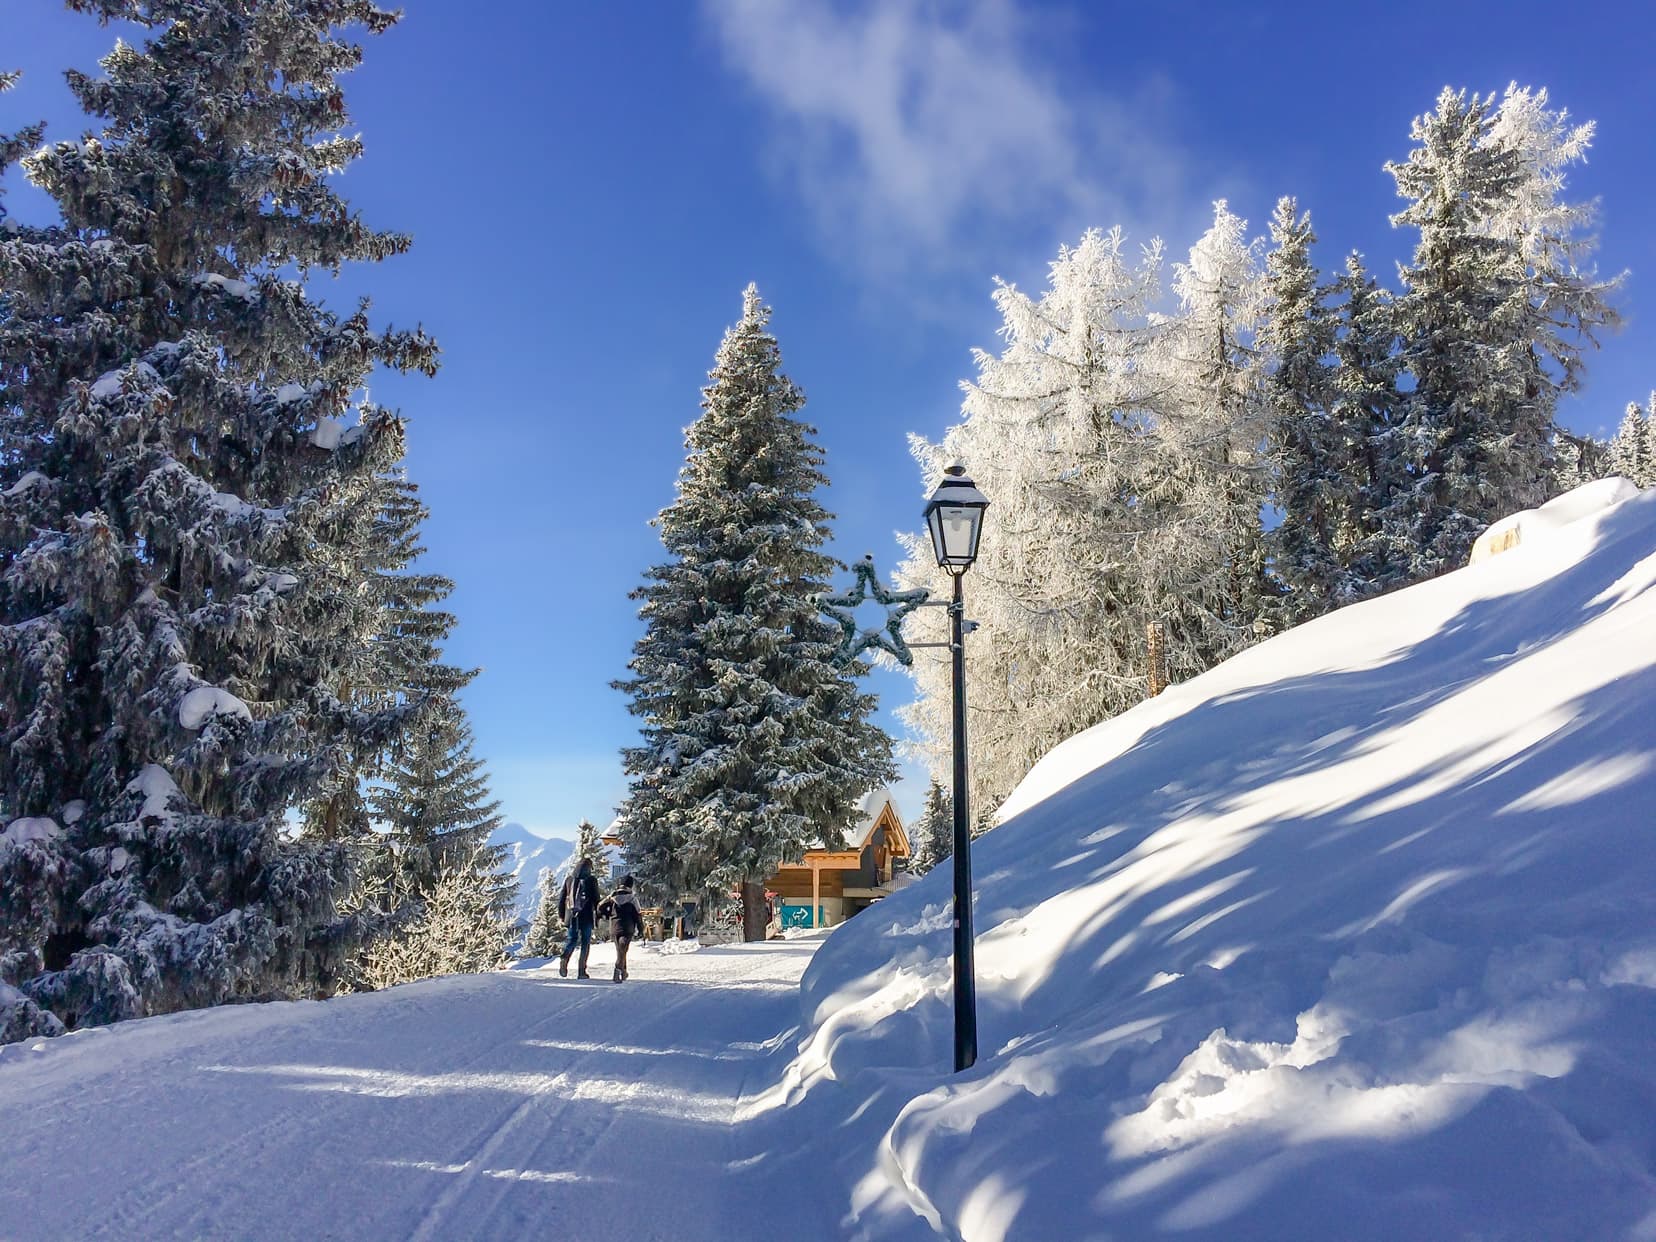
558,857,601,979
596,875,645,982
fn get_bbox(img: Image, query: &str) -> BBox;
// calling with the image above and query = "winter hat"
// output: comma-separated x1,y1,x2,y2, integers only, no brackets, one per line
618,874,635,889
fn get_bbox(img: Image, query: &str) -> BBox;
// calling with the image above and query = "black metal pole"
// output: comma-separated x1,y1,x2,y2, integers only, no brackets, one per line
950,569,977,1072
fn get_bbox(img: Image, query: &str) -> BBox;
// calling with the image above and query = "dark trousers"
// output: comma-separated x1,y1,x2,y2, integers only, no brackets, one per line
561,918,594,973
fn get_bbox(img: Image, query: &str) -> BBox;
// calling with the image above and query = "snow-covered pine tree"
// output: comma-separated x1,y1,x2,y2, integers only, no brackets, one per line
615,286,895,942
1,3,437,1036
1380,86,1617,584
306,472,472,843
1606,396,1654,488
571,819,611,889
1328,252,1401,597
520,867,562,959
908,781,953,877
1260,198,1346,624
895,228,1173,814
367,699,511,919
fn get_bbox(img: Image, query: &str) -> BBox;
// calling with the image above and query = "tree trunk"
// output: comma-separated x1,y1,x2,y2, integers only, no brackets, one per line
741,880,768,943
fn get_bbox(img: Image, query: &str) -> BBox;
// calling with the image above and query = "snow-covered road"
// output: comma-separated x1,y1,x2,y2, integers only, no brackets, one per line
0,939,854,1241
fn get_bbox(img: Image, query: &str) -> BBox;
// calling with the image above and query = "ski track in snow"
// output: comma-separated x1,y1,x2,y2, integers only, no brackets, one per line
0,940,867,1242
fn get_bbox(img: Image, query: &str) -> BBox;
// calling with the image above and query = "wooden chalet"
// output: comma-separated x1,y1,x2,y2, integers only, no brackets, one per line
766,789,912,930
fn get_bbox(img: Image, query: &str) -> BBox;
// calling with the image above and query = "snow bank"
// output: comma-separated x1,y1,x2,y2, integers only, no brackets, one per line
178,687,252,730
793,487,1656,1240
1468,474,1641,563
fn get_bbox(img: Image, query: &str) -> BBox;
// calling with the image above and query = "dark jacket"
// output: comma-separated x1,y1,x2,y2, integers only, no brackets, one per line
597,888,644,939
559,866,601,926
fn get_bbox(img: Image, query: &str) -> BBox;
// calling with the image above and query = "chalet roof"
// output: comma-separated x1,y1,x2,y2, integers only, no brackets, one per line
791,789,910,860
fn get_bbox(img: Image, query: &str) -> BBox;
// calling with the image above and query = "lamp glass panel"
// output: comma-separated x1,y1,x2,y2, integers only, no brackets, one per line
940,507,978,561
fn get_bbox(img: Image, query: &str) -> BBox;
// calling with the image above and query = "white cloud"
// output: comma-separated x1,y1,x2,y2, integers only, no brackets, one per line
703,0,1188,275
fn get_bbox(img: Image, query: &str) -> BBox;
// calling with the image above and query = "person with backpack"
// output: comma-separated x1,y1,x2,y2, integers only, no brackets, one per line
596,875,645,982
558,857,601,979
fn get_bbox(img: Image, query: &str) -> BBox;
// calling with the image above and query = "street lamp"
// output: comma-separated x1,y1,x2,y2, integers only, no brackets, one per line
922,462,988,1072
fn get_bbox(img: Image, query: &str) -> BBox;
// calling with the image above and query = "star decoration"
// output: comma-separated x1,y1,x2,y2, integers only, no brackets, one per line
816,554,932,667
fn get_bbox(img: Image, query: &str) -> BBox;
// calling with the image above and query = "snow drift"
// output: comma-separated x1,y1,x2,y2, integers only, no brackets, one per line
790,483,1656,1240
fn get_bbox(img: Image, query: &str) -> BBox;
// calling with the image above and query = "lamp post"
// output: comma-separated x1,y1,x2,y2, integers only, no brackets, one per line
922,463,989,1072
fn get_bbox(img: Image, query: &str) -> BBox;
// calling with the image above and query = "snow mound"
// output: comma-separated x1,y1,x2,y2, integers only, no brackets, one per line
795,487,1656,1241
3,817,60,846
1468,474,1641,563
178,687,252,730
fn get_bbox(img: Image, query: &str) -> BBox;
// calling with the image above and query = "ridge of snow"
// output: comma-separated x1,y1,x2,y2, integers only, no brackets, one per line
791,485,1656,1240
1469,473,1642,563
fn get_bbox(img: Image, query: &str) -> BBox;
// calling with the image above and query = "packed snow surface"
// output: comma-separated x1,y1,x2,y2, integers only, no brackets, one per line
0,943,831,1240
1,486,1652,1241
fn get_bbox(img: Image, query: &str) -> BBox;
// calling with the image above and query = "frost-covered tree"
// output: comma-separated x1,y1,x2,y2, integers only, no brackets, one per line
896,228,1171,812
344,843,511,990
520,867,562,959
1379,86,1617,584
615,286,894,942
1605,396,1654,488
571,818,611,889
908,781,953,877
1162,201,1274,640
367,699,511,923
898,216,1274,814
1,3,437,1037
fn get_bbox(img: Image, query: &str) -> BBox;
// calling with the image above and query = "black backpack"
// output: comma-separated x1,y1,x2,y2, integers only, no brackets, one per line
566,873,590,919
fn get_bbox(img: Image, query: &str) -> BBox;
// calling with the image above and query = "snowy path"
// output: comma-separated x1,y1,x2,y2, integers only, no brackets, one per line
0,939,862,1242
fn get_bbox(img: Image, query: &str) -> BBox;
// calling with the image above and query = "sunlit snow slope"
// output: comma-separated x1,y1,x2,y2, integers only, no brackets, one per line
794,484,1656,1241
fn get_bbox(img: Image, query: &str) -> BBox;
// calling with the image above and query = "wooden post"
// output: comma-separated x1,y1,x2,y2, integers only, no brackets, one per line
811,862,821,930
1147,621,1167,698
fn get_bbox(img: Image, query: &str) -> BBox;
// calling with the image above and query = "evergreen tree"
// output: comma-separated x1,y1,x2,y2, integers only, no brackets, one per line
1260,198,1344,623
520,867,562,959
1606,396,1654,488
1,3,435,1035
1329,253,1401,596
909,781,953,876
305,473,472,843
367,700,511,920
571,819,611,889
1380,86,1617,585
615,286,894,942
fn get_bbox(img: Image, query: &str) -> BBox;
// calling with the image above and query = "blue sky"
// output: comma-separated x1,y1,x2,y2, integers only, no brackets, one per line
6,0,1653,839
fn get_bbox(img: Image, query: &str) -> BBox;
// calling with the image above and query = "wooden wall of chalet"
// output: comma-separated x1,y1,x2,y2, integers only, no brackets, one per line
769,867,845,901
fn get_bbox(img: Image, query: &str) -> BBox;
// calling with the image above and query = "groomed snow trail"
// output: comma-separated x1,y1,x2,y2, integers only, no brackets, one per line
0,940,853,1242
